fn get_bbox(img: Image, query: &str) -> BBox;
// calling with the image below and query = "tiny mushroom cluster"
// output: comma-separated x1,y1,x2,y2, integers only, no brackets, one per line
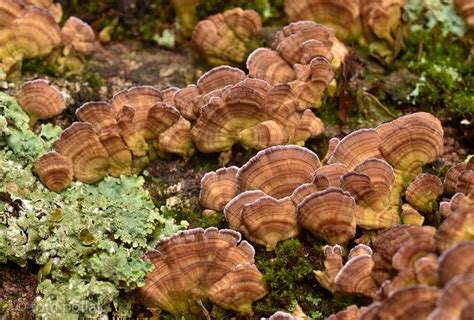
284,0,406,60
192,8,262,65
200,112,444,251
0,0,95,77
138,227,267,317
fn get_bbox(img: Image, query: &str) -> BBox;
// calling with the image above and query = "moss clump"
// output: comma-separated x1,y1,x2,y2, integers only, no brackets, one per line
254,237,368,318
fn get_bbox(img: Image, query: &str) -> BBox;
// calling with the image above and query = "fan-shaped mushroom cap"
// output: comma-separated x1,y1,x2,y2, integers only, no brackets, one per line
110,86,162,141
269,311,299,320
16,79,66,120
401,204,425,226
457,159,474,195
406,173,443,214
414,254,438,286
116,106,149,157
247,48,297,85
61,16,95,55
335,252,379,298
139,227,260,316
311,163,349,187
0,6,61,65
224,190,267,231
53,122,110,183
237,145,321,198
35,151,73,192
314,245,344,293
371,285,440,319
378,268,418,299
328,129,383,171
438,241,474,287
435,205,474,252
322,137,340,164
208,263,267,315
157,118,195,158
297,187,356,245
192,8,261,65
292,109,325,143
455,0,474,28
290,174,330,206
429,275,474,320
0,0,26,27
75,101,116,132
376,112,444,181
349,244,373,259
327,305,363,320
239,120,289,150
284,1,361,40
444,162,468,195
238,196,299,250
391,235,436,271
24,0,62,22
199,166,239,211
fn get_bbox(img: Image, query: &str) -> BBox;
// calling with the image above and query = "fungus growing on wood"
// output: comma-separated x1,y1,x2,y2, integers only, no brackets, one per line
327,305,364,320
401,204,425,226
24,0,62,22
53,122,110,183
405,173,443,214
139,227,266,316
435,204,474,252
60,16,95,55
224,190,268,232
192,8,261,65
444,162,468,195
429,275,474,320
437,241,474,287
314,245,344,293
16,79,66,121
297,187,356,245
237,145,321,198
34,151,73,193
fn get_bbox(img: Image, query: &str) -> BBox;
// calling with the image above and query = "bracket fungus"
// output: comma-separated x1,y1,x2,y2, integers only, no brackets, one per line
284,0,405,61
405,173,443,214
34,151,73,193
314,245,344,293
60,16,95,55
192,8,261,65
437,241,474,287
16,79,66,121
138,227,267,316
435,199,474,252
246,21,344,109
199,166,239,212
429,275,474,320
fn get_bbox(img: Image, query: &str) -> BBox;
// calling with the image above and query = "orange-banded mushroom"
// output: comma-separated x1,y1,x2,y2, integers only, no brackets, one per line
53,122,110,183
0,0,26,27
444,162,468,196
290,173,330,206
429,275,474,320
376,112,444,187
391,234,436,272
239,195,300,250
0,5,61,72
334,250,379,298
297,187,356,245
327,129,383,171
157,117,195,158
61,16,95,55
413,254,438,286
192,8,261,65
437,241,474,287
208,263,267,315
340,159,399,230
139,227,265,316
435,205,474,252
314,245,344,293
24,0,62,22
34,151,73,192
199,166,239,212
237,145,321,198
224,190,268,232
405,173,443,214
239,120,290,150
16,79,66,120
401,204,425,226
116,106,149,157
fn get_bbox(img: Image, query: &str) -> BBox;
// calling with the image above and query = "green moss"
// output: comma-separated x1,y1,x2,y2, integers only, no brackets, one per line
21,57,58,77
254,238,368,318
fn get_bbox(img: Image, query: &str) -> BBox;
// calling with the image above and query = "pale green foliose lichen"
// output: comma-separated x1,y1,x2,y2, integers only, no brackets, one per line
0,92,187,318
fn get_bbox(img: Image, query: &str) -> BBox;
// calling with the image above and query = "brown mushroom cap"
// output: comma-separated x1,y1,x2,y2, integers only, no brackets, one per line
0,1,26,27
61,16,95,55
116,106,149,157
239,120,290,150
376,112,444,179
139,227,259,316
414,254,438,286
268,311,297,320
247,48,297,85
199,166,239,211
406,173,443,214
457,168,474,196
157,117,195,159
297,187,356,245
239,195,299,250
391,235,436,271
326,305,363,320
327,129,383,171
444,162,468,195
429,275,474,320
34,151,73,192
24,0,62,22
372,285,440,319
16,79,66,120
224,190,267,232
437,241,474,287
290,173,330,206
0,6,61,63
435,205,474,252
455,0,474,28
314,245,344,293
53,122,110,183
335,252,379,298
208,263,267,315
237,145,321,198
